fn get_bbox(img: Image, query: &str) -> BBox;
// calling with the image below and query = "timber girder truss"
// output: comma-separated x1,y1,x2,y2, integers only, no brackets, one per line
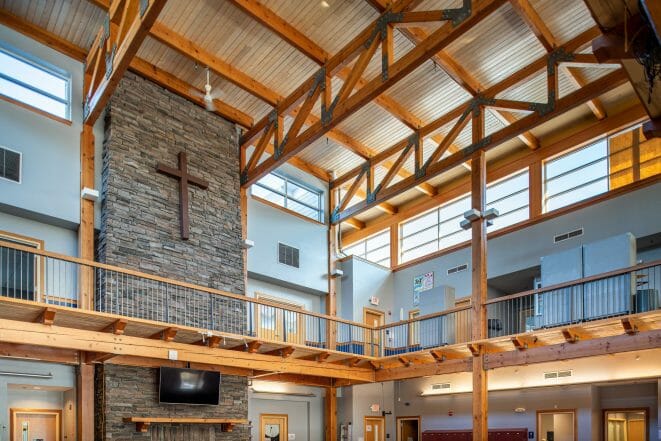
239,0,509,187
328,39,625,224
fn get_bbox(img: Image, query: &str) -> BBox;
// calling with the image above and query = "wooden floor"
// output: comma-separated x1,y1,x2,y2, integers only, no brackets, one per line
0,295,659,384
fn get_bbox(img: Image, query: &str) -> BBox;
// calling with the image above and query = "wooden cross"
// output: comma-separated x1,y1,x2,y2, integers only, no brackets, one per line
156,151,209,240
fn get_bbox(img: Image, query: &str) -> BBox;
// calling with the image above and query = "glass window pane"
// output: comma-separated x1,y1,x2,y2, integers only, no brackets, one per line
439,228,470,249
401,228,438,252
546,178,608,211
343,242,366,258
366,245,389,263
401,242,438,263
257,174,286,193
0,78,67,118
401,210,438,237
252,185,285,206
545,159,607,197
488,206,529,232
366,231,389,252
487,171,528,204
545,140,607,179
440,196,471,222
0,52,67,98
287,199,319,221
287,181,318,207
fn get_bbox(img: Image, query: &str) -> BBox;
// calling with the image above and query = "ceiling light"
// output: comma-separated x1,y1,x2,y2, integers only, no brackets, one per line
320,0,330,7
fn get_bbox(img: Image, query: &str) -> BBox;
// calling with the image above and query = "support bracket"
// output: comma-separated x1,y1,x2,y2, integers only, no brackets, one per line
442,0,472,27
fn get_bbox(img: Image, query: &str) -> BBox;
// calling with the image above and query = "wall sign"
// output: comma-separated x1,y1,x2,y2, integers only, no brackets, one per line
413,271,434,305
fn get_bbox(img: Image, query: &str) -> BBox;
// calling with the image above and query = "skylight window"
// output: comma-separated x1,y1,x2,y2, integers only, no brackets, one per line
0,42,71,121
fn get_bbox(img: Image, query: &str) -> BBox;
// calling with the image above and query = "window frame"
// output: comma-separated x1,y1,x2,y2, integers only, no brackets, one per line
0,145,22,184
252,172,324,223
543,139,610,213
0,41,72,123
485,169,530,232
341,229,391,268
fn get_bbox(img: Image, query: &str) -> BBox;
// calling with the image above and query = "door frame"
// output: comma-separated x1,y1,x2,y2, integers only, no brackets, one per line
10,408,62,441
396,416,421,441
602,407,649,441
536,409,577,441
363,308,385,357
259,413,288,441
255,293,305,344
364,416,386,441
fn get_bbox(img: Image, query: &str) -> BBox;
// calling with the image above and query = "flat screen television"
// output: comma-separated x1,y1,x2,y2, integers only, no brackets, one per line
159,367,221,405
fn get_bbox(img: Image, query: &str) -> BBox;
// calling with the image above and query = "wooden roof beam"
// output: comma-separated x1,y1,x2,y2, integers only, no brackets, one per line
240,0,508,187
509,0,607,120
227,0,447,199
83,0,168,124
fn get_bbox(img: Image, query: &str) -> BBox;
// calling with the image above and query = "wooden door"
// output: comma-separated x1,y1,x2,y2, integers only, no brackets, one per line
627,419,645,441
364,308,384,356
11,409,61,441
365,417,385,441
256,294,305,344
260,414,288,441
397,417,420,441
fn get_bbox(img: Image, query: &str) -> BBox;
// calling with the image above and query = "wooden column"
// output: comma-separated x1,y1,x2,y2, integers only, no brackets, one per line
325,386,337,441
389,223,399,268
529,160,543,218
470,107,488,440
326,185,338,350
78,124,95,310
240,187,249,292
77,362,94,441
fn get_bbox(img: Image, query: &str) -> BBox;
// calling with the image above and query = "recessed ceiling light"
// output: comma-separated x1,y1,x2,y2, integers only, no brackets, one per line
320,0,330,7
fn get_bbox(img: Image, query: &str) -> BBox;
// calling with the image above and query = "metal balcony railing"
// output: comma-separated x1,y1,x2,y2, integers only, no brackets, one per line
1,240,659,359
485,260,661,338
0,240,371,355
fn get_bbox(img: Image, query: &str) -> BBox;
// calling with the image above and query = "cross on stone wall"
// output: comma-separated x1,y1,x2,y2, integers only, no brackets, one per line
156,151,209,240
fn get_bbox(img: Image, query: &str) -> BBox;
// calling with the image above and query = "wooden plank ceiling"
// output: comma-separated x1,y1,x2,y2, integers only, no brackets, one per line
0,0,638,224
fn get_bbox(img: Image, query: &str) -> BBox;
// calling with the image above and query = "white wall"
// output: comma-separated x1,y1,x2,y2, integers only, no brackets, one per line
0,211,77,255
393,182,661,301
247,163,329,294
0,25,82,225
248,382,324,441
0,359,76,441
0,25,105,256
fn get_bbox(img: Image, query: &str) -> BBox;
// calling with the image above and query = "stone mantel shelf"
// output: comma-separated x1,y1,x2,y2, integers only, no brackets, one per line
123,417,249,433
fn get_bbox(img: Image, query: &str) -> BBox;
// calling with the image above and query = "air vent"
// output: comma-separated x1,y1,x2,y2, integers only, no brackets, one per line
557,369,573,378
431,382,451,390
0,146,21,183
543,371,558,380
554,228,583,243
447,263,468,275
544,370,572,380
278,243,299,268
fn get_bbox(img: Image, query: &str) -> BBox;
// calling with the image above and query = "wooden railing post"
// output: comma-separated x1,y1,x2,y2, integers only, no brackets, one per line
471,109,488,439
78,124,95,310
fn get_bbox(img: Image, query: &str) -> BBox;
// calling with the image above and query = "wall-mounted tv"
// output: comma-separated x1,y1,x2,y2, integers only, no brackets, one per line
159,367,221,405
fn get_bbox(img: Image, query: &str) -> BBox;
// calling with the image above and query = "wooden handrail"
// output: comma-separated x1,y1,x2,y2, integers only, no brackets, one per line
2,239,656,332
0,240,369,329
374,304,472,330
485,259,661,305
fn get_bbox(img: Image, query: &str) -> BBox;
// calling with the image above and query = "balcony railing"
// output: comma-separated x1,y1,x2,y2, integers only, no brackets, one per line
0,240,371,355
0,240,659,359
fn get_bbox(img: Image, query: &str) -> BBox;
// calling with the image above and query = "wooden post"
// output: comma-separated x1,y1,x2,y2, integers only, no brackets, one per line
529,160,543,218
78,124,95,310
389,223,399,268
325,386,337,441
471,107,488,440
326,184,338,350
241,186,248,292
77,362,94,441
